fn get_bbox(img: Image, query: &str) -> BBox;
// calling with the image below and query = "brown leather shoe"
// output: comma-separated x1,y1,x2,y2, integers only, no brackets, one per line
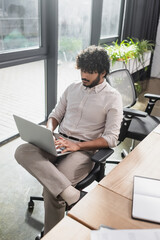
66,191,87,211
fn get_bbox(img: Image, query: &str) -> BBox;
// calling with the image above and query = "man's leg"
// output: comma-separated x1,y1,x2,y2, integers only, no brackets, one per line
43,187,66,234
14,143,71,197
15,144,94,234
56,150,94,187
15,143,71,235
43,150,94,233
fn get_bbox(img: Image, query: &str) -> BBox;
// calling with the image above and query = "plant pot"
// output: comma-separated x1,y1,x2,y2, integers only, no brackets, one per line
110,51,151,74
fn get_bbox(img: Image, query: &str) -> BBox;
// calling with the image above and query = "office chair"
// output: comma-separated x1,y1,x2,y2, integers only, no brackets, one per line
28,147,118,240
107,69,160,157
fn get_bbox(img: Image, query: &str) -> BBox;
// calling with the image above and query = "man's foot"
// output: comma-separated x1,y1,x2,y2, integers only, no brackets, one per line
66,191,87,211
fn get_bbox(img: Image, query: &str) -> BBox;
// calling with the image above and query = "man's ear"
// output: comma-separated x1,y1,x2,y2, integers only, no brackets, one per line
101,71,106,78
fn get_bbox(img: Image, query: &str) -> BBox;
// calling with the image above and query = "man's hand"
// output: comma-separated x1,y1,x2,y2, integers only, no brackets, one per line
55,137,80,153
55,136,109,153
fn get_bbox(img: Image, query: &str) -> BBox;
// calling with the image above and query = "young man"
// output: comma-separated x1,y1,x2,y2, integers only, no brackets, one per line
15,45,123,234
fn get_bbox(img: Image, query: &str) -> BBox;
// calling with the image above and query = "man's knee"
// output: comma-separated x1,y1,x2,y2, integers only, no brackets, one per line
14,143,32,165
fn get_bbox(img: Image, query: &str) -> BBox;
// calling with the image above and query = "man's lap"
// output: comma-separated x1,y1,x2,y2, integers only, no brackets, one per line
15,143,94,187
56,151,94,186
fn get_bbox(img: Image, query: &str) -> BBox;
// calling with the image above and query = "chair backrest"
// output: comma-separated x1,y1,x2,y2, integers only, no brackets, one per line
107,69,137,108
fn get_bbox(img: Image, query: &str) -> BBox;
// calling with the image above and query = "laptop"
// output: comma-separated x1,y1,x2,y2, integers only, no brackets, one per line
13,115,70,157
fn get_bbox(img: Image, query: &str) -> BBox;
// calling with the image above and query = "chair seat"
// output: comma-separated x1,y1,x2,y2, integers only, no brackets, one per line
127,115,160,141
75,163,101,190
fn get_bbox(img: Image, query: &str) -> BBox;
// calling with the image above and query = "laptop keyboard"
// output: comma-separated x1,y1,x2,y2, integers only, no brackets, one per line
56,147,65,154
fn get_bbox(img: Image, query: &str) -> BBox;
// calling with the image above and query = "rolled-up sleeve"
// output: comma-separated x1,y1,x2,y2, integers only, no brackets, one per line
102,91,123,148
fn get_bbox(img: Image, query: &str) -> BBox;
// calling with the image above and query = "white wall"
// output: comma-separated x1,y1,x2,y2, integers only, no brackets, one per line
151,18,160,78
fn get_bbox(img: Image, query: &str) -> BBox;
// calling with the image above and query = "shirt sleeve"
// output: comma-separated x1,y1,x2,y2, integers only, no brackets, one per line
102,91,123,148
48,86,69,123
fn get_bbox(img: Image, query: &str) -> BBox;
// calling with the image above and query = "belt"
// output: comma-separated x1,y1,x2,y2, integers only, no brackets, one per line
59,132,85,142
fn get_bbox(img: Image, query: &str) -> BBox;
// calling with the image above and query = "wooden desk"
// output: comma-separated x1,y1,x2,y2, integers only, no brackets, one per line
43,126,160,239
42,216,91,240
68,185,160,230
100,129,160,200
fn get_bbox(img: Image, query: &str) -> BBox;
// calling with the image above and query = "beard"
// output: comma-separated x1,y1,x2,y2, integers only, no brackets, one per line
82,74,101,88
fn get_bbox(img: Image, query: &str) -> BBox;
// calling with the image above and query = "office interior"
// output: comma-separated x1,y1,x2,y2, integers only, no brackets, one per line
0,0,160,239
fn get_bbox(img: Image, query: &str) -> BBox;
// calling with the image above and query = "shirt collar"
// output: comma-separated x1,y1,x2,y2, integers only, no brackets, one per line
83,80,107,93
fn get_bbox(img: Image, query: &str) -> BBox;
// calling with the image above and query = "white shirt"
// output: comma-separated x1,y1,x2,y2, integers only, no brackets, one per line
49,80,123,148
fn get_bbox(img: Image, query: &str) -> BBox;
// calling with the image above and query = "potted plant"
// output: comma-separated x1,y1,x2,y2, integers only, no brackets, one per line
104,38,154,74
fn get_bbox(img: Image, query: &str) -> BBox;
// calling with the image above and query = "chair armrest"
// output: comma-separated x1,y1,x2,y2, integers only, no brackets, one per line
123,108,148,118
144,93,160,115
118,108,147,142
91,148,114,163
144,93,160,101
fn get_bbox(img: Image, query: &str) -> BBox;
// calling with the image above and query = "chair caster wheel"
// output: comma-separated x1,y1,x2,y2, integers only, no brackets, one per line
121,149,128,158
121,151,125,158
28,200,34,210
35,236,41,240
35,230,44,240
129,147,133,152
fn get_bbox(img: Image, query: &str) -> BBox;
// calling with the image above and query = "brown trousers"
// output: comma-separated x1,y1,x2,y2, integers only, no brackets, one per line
14,143,94,234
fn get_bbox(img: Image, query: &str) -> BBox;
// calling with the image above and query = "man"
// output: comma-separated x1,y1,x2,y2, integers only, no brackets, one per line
15,45,123,234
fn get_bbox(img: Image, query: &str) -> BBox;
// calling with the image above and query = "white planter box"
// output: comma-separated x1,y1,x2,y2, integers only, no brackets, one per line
110,51,151,74
151,45,160,78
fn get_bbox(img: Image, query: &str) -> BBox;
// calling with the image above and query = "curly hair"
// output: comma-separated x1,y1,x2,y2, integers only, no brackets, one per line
76,45,110,77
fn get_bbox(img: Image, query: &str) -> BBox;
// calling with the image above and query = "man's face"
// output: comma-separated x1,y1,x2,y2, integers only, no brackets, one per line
81,71,105,88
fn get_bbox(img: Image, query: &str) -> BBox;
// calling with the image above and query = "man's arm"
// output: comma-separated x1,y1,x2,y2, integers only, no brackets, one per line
55,137,109,153
77,137,109,150
46,117,59,132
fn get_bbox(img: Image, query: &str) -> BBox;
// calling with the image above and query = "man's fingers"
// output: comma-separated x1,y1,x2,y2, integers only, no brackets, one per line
55,138,69,150
55,137,66,144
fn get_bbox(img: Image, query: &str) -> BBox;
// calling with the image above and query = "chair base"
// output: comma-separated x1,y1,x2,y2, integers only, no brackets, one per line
121,139,136,158
28,196,44,210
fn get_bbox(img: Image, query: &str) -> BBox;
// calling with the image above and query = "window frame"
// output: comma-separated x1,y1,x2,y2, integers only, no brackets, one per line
0,0,47,68
0,0,126,144
0,0,58,145
99,0,126,45
90,0,103,45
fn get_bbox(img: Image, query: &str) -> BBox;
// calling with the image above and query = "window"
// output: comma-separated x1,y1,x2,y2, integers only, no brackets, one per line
100,0,125,44
57,0,92,99
0,0,40,53
0,60,45,144
0,0,47,144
